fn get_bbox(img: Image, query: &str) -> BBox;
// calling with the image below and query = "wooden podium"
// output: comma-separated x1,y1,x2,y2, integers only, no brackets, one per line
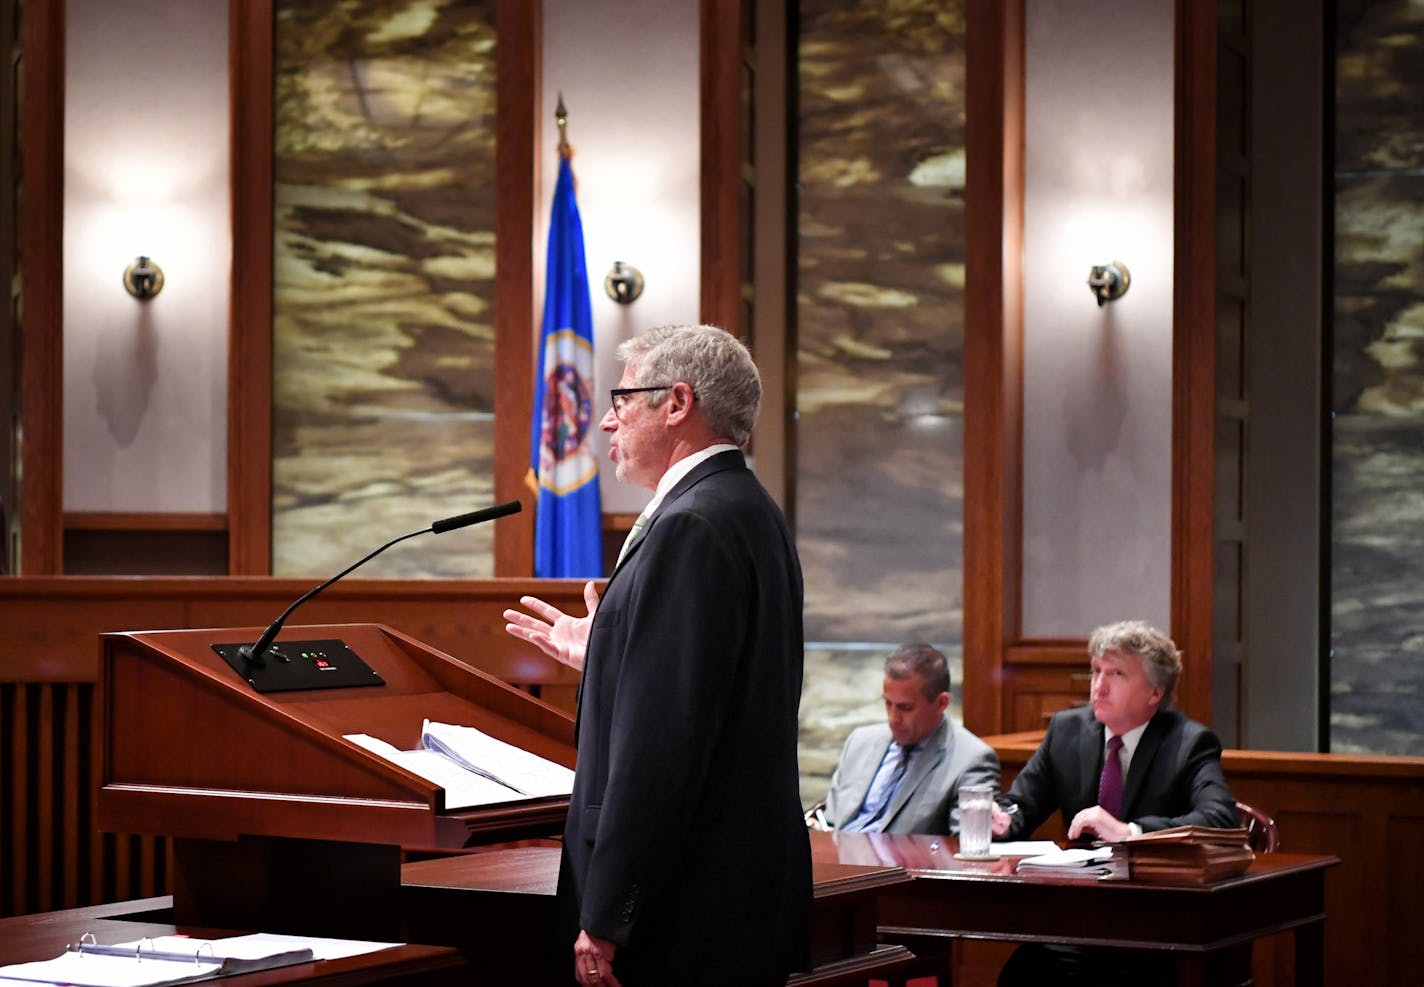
97,623,575,940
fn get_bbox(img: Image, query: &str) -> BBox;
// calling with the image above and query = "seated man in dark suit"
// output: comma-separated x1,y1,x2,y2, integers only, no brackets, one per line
822,643,999,834
991,620,1238,986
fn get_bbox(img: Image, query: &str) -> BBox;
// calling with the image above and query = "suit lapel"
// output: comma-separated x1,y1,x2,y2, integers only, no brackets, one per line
1121,713,1167,815
1079,716,1105,809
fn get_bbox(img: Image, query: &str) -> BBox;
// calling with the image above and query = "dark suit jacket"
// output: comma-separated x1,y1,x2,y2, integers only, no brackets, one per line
1002,704,1238,840
557,450,811,986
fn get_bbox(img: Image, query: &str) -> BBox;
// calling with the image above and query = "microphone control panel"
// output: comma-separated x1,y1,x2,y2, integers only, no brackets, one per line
212,639,385,693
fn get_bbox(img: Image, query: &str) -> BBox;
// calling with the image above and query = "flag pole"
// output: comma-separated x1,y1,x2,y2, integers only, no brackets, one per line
556,92,572,159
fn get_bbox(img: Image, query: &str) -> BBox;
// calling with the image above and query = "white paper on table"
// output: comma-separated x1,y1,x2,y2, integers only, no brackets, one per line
229,933,402,961
988,840,1064,857
1016,847,1114,869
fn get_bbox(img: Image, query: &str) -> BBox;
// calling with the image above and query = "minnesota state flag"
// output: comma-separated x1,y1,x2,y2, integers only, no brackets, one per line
531,155,602,577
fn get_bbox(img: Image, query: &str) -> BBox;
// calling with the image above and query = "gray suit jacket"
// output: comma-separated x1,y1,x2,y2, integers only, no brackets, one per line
824,717,1000,834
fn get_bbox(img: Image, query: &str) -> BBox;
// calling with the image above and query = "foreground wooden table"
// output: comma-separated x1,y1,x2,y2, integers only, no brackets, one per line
0,896,467,987
812,831,1339,987
401,843,917,986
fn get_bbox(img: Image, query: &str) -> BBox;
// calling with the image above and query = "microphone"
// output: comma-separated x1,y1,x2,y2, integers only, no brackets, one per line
237,500,522,667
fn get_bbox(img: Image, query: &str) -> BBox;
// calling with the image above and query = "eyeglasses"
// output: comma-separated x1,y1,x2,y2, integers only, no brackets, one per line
609,385,672,420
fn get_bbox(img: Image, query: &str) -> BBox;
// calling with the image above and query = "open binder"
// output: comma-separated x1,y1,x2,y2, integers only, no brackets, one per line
0,935,314,987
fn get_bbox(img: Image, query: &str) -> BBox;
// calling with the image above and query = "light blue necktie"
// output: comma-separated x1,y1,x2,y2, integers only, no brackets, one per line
845,743,913,832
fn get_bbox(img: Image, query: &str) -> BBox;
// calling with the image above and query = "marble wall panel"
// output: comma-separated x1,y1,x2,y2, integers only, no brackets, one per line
271,0,498,578
1332,0,1424,754
795,1,966,802
795,0,965,644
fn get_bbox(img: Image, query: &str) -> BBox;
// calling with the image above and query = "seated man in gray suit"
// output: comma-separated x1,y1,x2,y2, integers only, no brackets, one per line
823,643,999,834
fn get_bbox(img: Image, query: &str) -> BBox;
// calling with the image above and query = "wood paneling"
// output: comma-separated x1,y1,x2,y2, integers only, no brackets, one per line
1,680,169,918
1,576,589,696
1171,0,1220,723
17,0,65,575
961,0,1025,738
992,732,1424,986
493,0,538,576
699,0,742,336
228,0,275,576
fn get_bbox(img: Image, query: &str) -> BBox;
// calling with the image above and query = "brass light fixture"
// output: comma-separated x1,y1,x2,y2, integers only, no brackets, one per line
1087,261,1130,306
123,256,165,300
604,261,644,304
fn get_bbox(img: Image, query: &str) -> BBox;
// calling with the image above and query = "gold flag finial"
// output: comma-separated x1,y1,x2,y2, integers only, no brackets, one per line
556,92,572,158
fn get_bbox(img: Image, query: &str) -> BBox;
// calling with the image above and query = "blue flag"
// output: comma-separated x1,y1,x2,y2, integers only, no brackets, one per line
531,156,602,577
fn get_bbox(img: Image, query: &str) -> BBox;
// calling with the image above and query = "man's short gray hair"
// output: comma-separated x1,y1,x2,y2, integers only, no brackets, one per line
1087,620,1182,709
616,324,762,447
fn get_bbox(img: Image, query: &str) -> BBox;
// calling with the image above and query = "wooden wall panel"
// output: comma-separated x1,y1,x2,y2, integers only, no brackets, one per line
16,0,65,575
961,0,1025,738
1,577,589,693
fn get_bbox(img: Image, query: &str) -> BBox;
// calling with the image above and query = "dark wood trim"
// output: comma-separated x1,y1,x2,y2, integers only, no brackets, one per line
227,0,274,576
961,0,1025,738
64,513,228,533
698,0,742,336
493,0,538,576
17,0,65,575
1171,0,1218,723
1004,641,1089,666
753,0,794,514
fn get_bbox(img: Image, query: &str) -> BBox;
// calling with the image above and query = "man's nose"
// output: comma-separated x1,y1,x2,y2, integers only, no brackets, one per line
600,407,619,431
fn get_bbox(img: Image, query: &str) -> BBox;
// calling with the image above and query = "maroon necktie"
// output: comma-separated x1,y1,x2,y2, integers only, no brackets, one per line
1098,734,1124,819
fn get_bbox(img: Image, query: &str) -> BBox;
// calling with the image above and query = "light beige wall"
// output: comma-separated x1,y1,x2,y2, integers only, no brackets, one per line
62,0,230,513
539,0,702,515
1019,0,1175,635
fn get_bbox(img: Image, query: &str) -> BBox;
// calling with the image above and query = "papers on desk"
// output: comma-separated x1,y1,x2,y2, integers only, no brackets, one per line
989,840,1062,858
344,719,574,810
1015,846,1115,875
0,934,317,987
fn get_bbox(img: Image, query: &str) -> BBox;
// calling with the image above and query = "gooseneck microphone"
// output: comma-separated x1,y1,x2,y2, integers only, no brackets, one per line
237,500,522,666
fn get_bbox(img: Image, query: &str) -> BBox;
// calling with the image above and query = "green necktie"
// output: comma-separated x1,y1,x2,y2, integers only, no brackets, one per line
616,512,647,566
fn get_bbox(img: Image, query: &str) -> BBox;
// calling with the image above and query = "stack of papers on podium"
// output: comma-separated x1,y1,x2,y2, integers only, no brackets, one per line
419,719,575,797
344,719,574,810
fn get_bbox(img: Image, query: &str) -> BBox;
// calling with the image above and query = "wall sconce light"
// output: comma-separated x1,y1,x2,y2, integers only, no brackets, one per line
123,256,165,300
604,261,644,304
1087,260,1130,307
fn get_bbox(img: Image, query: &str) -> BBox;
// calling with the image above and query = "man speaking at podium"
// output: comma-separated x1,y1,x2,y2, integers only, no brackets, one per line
505,325,811,987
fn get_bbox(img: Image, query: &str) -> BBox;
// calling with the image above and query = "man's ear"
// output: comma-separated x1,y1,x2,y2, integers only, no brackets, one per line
934,692,950,715
664,381,696,425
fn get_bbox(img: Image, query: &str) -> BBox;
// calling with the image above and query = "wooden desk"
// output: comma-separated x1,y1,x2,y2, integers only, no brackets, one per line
401,843,918,986
812,831,1339,987
0,896,466,987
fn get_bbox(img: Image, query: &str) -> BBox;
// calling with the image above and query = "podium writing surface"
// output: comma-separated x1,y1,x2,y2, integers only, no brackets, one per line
97,623,576,938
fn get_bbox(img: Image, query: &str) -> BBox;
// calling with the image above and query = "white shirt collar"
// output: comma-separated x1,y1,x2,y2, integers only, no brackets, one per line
1104,719,1151,759
640,443,740,519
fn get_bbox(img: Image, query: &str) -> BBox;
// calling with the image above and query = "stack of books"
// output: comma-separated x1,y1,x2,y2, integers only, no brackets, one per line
1111,825,1255,883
